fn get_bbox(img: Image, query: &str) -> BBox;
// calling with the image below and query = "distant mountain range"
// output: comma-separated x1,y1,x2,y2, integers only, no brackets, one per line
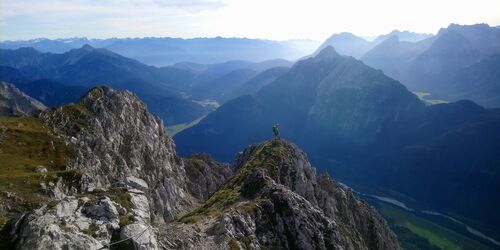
0,84,399,249
0,45,206,124
313,24,500,108
314,30,432,59
361,23,500,107
175,46,500,237
0,37,319,66
0,82,46,116
373,30,433,43
175,59,292,102
0,45,296,124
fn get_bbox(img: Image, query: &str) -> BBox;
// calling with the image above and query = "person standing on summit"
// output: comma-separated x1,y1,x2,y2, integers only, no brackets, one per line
273,123,280,140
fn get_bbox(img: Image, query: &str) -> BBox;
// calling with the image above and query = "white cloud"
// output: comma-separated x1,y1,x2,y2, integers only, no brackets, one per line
0,0,499,40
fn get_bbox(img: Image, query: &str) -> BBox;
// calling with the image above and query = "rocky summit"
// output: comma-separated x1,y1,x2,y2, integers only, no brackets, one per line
0,82,46,116
162,140,399,249
0,86,399,249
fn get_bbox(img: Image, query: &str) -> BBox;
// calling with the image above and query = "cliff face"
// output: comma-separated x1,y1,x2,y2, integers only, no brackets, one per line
1,86,399,250
39,86,195,223
2,86,231,249
184,153,233,201
0,82,46,116
161,140,400,250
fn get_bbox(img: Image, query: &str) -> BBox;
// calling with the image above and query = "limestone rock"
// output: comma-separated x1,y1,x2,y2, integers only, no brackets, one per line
5,196,120,250
159,140,400,250
184,153,233,201
120,223,159,250
0,82,47,116
124,176,149,192
40,86,197,222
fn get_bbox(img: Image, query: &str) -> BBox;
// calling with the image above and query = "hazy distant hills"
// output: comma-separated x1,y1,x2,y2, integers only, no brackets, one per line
361,36,434,80
373,30,433,43
175,46,500,234
0,37,319,66
220,66,289,103
176,59,292,101
0,45,207,124
0,45,295,123
450,54,500,107
314,32,375,58
175,46,424,161
314,30,432,58
0,81,47,116
360,23,500,107
314,24,500,108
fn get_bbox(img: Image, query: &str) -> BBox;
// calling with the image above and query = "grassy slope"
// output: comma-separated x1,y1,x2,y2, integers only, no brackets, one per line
167,116,205,136
180,140,284,223
0,116,79,226
375,202,493,250
413,92,449,105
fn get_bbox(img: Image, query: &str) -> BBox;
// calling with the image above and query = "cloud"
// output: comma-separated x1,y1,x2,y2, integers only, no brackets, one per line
150,0,225,10
1,0,499,40
1,0,225,18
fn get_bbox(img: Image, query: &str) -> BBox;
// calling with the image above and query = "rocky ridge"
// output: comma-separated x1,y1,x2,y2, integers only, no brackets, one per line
0,82,46,116
1,86,399,249
2,86,231,249
160,140,400,250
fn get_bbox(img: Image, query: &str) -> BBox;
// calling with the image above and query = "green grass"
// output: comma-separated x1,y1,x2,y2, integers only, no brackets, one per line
229,238,240,250
376,202,493,250
413,92,449,105
194,99,220,109
82,222,100,237
0,116,77,227
180,140,287,223
167,116,205,136
56,103,93,135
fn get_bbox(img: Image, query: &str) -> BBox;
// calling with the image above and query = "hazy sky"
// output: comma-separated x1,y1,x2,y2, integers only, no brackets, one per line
1,0,499,41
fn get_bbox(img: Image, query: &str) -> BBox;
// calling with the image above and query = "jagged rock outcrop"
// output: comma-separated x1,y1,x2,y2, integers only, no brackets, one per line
184,153,233,201
6,183,159,250
0,82,46,116
39,86,195,223
160,140,400,250
1,86,399,250
6,196,121,250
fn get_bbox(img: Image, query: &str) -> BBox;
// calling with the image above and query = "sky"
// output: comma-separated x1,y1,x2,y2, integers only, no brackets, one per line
1,0,499,41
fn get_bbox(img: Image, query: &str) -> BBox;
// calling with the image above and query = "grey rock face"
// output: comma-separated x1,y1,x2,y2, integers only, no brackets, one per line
159,140,400,250
184,153,233,201
118,179,160,250
124,176,149,192
3,86,399,250
3,86,234,249
120,223,158,250
35,165,48,174
0,82,46,116
83,197,119,221
8,196,118,250
40,86,195,223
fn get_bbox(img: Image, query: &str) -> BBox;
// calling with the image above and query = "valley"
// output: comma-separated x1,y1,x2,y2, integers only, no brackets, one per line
1,6,499,248
339,181,499,249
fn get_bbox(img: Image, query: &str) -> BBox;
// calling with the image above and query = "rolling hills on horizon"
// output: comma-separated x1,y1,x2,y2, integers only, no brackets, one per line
0,45,293,125
0,37,319,66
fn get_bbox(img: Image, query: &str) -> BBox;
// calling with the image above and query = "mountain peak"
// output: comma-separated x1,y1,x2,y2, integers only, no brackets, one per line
176,138,400,249
0,82,47,116
332,32,362,39
315,45,341,59
80,44,94,50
